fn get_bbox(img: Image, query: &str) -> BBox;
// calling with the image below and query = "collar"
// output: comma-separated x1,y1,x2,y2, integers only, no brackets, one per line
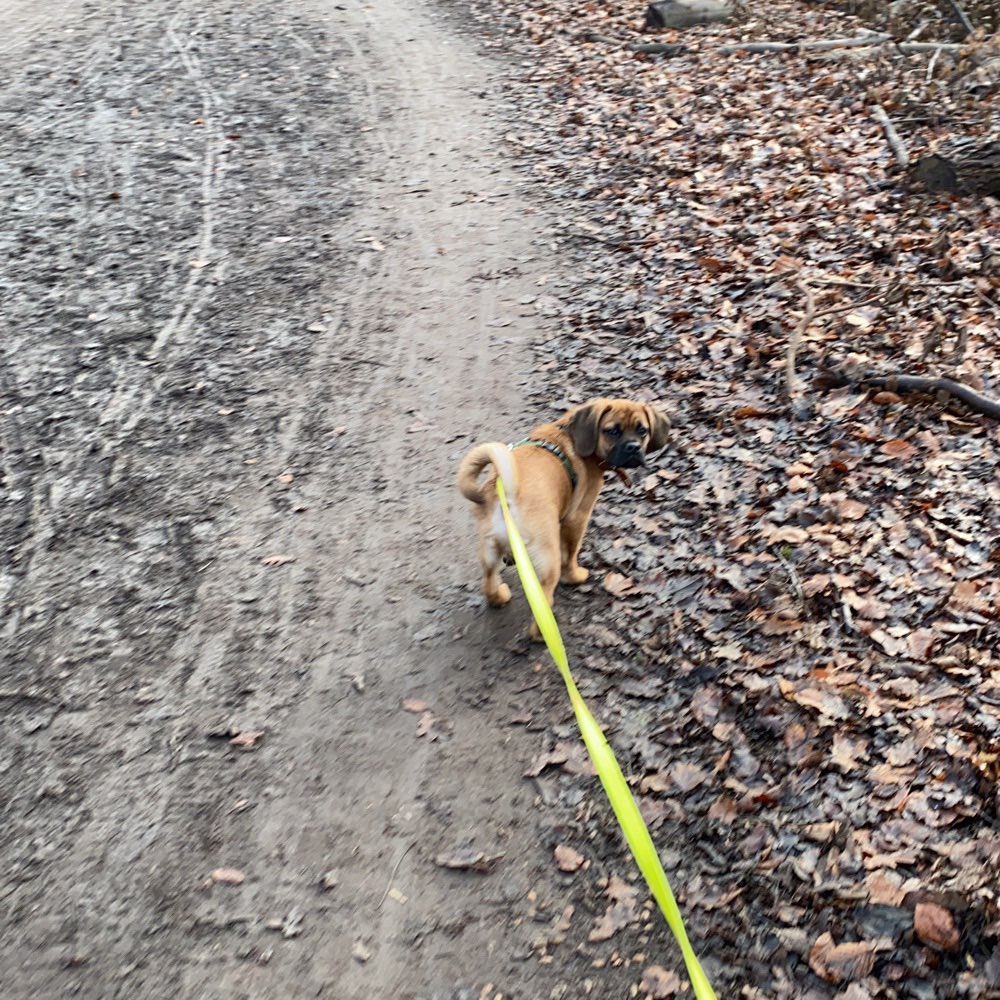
510,438,578,490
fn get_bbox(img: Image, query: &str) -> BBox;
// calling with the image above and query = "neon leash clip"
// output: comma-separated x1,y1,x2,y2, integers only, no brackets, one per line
495,477,718,1000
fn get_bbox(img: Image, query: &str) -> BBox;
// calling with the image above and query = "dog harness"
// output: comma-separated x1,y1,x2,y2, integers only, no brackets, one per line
509,438,578,490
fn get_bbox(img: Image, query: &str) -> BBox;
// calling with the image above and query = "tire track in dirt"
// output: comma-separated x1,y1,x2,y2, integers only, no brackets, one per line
181,4,563,997
1,1,579,998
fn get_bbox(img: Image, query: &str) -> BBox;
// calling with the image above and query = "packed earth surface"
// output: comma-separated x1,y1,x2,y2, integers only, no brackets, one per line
1,1,998,999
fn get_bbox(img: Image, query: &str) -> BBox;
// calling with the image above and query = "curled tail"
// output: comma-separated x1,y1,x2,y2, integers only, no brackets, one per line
456,442,518,504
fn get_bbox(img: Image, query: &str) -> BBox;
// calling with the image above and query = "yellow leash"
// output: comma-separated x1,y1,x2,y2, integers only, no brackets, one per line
496,478,717,1000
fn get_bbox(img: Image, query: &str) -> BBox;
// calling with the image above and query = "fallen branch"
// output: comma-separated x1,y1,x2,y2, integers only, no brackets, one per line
866,375,1000,421
719,35,961,55
631,42,688,55
823,370,1000,421
720,35,890,54
871,104,909,169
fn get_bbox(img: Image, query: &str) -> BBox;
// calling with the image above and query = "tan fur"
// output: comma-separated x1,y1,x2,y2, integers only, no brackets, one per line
456,398,670,638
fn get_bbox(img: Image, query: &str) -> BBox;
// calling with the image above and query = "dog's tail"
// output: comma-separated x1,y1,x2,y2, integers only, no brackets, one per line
456,442,517,505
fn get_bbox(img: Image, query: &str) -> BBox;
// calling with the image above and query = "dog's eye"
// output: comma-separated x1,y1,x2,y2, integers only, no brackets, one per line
604,425,621,438
635,425,647,437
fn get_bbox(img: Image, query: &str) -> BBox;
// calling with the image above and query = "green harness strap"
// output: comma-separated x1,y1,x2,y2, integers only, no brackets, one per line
510,438,578,490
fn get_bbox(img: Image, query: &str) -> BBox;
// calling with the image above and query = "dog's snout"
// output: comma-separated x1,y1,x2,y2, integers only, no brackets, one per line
608,439,646,469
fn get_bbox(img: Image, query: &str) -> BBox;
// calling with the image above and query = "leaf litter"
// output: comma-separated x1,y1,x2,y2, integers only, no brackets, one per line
459,0,1000,995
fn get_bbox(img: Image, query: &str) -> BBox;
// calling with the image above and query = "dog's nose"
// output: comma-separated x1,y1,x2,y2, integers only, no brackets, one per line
623,441,643,459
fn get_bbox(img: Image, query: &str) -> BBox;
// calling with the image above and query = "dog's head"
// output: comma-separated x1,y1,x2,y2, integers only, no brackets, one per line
563,398,670,469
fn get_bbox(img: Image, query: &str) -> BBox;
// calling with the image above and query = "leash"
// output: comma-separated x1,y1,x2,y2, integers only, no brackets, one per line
495,477,717,1000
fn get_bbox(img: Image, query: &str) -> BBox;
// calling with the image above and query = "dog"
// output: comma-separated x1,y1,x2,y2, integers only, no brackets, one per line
456,398,669,634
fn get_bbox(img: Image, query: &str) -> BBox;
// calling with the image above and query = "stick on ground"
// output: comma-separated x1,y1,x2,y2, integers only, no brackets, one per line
871,104,909,169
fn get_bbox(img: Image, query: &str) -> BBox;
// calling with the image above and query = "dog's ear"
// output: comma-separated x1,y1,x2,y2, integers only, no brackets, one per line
645,406,671,454
565,402,606,458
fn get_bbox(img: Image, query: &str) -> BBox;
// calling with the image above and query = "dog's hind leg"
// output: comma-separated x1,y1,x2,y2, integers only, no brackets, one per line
480,536,512,607
560,513,591,584
526,538,561,641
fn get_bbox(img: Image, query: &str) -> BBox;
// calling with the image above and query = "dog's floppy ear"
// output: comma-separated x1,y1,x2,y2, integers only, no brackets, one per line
565,401,606,458
645,406,671,454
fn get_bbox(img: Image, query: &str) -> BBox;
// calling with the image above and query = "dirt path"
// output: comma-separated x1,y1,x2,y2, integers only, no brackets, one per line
0,2,581,997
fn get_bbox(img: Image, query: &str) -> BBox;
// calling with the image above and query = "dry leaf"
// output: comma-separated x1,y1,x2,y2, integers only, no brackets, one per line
830,733,868,773
837,499,867,520
210,867,246,885
554,844,585,872
768,526,809,545
639,965,682,998
808,932,876,983
260,554,295,566
803,821,840,843
907,628,937,660
401,697,429,713
708,795,739,823
865,869,905,906
589,876,639,942
229,730,264,749
914,902,960,952
879,438,917,460
790,686,850,721
670,762,709,793
433,847,503,873
603,571,636,597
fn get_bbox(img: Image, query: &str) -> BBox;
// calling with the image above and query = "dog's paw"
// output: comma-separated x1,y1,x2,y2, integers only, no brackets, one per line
528,620,544,642
486,583,512,607
561,565,590,585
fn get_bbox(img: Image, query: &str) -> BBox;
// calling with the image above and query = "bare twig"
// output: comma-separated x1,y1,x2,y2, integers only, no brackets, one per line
812,292,885,322
944,0,975,38
973,287,1000,317
377,842,415,910
897,41,962,53
926,45,943,83
786,281,815,399
787,288,886,400
803,275,880,289
777,550,806,612
871,104,910,169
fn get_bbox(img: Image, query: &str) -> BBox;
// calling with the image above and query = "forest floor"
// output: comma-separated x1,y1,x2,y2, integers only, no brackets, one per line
1,0,997,998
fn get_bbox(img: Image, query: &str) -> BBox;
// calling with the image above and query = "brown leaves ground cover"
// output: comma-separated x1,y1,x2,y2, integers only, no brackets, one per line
466,0,999,996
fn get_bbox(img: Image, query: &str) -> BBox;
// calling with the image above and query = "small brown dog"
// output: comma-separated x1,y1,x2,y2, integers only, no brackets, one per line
456,398,669,632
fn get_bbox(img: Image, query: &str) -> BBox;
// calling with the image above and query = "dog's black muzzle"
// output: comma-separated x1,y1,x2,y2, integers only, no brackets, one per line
605,441,646,469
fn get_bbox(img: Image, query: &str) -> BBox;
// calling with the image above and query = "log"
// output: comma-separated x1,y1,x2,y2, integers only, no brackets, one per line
645,0,734,30
913,137,1000,196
